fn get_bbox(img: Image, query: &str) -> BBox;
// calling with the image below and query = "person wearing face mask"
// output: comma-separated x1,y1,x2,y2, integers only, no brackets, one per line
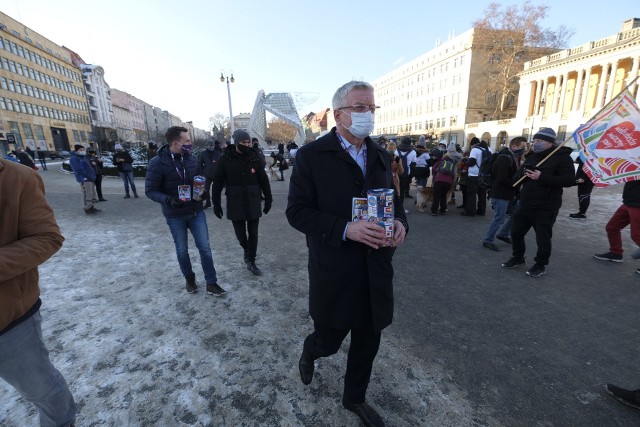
69,144,99,214
112,143,139,199
211,130,272,276
145,126,226,297
501,128,574,277
481,136,527,251
287,81,408,427
197,140,222,209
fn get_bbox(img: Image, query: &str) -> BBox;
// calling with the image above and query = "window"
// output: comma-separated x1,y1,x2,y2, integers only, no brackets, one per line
557,125,567,143
6,98,14,111
29,67,35,79
0,77,6,90
10,42,18,55
15,81,21,94
8,79,15,92
0,97,5,109
8,121,22,146
22,123,33,139
20,101,27,113
35,125,45,141
9,60,16,73
38,105,45,116
27,103,34,115
2,57,8,70
73,129,80,142
0,37,3,50
17,45,24,58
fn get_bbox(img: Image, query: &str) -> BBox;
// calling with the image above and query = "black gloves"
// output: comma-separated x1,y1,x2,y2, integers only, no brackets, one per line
213,205,223,219
169,197,185,209
263,201,272,214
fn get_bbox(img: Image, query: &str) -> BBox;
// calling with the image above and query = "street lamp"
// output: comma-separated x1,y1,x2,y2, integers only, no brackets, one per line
220,71,235,142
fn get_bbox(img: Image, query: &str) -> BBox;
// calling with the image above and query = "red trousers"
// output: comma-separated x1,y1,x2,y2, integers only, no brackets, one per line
606,204,640,255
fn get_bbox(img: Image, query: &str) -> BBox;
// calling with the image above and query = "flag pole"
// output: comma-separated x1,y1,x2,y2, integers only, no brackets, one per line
513,75,640,187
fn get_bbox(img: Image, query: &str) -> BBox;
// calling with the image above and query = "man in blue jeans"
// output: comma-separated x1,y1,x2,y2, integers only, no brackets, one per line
145,126,226,296
113,143,139,198
482,137,526,251
0,159,76,426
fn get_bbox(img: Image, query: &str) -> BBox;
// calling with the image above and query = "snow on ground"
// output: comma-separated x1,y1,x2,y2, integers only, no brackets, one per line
1,168,485,426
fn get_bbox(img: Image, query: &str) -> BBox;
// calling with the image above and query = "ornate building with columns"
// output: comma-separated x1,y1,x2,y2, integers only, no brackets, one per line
465,18,640,150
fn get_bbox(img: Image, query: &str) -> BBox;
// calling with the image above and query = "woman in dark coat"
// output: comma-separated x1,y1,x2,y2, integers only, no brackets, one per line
212,130,272,275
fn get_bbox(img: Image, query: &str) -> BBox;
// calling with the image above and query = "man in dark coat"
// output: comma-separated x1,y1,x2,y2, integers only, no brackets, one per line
113,143,138,198
145,126,226,297
501,128,574,277
482,136,526,251
197,140,222,209
16,147,36,169
286,81,408,427
212,130,272,276
36,149,48,170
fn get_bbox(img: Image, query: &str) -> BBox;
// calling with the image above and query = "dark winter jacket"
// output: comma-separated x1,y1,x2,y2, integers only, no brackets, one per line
197,149,221,179
286,128,409,332
623,181,640,208
145,145,204,218
16,152,35,169
69,152,96,183
212,146,272,221
488,148,518,200
113,150,134,172
88,154,104,175
517,146,574,210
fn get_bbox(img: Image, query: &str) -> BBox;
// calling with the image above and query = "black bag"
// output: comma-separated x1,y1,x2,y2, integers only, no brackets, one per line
398,152,409,178
280,159,289,170
439,158,455,176
478,150,507,189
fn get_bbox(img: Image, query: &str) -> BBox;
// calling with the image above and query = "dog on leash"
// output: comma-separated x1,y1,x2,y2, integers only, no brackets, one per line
415,186,434,212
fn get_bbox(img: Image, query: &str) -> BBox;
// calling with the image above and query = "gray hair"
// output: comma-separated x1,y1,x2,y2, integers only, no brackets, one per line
332,81,374,110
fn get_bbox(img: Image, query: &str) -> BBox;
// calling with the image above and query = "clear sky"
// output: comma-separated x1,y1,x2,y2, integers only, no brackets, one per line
2,0,637,130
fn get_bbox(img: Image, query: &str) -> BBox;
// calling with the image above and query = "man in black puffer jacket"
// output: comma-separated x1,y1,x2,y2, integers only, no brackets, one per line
197,140,222,209
501,128,575,277
145,126,226,297
212,130,272,276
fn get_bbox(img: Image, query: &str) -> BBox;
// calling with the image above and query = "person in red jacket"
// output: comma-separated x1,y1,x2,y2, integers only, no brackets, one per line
0,159,76,426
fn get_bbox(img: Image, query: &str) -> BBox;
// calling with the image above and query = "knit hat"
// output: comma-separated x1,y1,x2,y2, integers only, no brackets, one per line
232,129,251,143
447,141,457,152
114,143,123,150
417,135,426,148
74,144,84,151
533,128,557,144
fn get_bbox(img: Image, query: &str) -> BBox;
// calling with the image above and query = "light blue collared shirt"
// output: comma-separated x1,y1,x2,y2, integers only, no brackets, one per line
336,132,367,176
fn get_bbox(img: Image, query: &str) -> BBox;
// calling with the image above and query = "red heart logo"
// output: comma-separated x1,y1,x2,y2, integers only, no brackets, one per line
596,121,640,150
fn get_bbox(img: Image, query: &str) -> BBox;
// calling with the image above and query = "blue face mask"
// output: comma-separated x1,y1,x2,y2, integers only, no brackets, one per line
343,111,375,139
532,141,547,153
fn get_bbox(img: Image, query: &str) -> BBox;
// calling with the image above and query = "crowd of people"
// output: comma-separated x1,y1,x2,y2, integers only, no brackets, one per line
3,78,640,425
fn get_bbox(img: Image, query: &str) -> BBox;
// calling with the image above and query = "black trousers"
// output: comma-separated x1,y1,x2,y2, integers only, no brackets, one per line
459,183,467,208
303,322,381,403
431,181,451,214
399,176,411,201
577,181,595,214
465,176,487,215
232,218,259,262
95,174,104,199
203,177,214,206
38,158,47,170
511,207,559,266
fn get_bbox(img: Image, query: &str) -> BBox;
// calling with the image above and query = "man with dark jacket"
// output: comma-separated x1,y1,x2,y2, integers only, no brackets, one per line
197,140,222,209
462,137,491,216
501,128,574,277
16,147,36,169
593,180,640,270
287,81,408,427
113,143,138,198
0,159,77,426
145,126,226,297
36,149,48,170
212,130,272,276
482,137,526,251
69,144,99,215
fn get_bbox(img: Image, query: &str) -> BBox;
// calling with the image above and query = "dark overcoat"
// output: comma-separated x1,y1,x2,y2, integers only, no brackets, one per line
286,128,409,332
212,146,272,221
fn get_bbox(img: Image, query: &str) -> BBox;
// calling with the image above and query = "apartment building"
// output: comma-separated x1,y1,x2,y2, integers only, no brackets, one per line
0,12,91,156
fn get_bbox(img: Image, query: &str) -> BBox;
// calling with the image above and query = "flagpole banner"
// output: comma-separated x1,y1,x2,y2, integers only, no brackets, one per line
573,91,640,187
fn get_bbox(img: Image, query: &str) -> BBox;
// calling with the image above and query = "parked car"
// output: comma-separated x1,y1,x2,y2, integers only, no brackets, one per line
50,150,71,159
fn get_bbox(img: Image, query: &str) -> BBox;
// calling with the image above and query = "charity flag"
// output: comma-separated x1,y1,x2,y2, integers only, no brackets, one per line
573,90,640,187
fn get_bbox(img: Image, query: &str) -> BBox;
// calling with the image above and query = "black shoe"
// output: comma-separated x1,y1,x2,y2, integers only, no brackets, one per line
526,263,546,277
483,242,500,252
124,195,131,199
569,212,587,219
185,274,198,294
206,283,226,297
593,252,623,263
99,198,108,202
246,261,262,276
342,399,385,427
496,235,512,245
298,350,314,385
501,257,525,268
89,207,101,213
606,384,640,410
134,194,139,198
84,208,98,215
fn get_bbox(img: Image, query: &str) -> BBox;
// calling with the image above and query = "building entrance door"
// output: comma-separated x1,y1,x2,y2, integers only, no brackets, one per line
50,128,70,151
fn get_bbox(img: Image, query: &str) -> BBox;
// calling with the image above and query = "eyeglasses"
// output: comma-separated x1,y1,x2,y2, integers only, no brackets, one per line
338,105,379,113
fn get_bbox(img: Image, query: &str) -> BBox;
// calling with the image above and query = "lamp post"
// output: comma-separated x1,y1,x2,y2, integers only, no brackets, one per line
220,71,235,142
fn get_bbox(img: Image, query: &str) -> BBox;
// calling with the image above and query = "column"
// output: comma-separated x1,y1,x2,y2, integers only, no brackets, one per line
532,80,542,115
595,63,609,109
579,67,591,111
605,60,619,104
551,74,562,113
572,69,584,111
558,73,569,114
628,56,639,100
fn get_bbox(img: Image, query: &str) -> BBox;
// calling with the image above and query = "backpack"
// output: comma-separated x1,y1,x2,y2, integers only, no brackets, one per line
439,158,455,176
478,150,508,189
398,151,409,178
